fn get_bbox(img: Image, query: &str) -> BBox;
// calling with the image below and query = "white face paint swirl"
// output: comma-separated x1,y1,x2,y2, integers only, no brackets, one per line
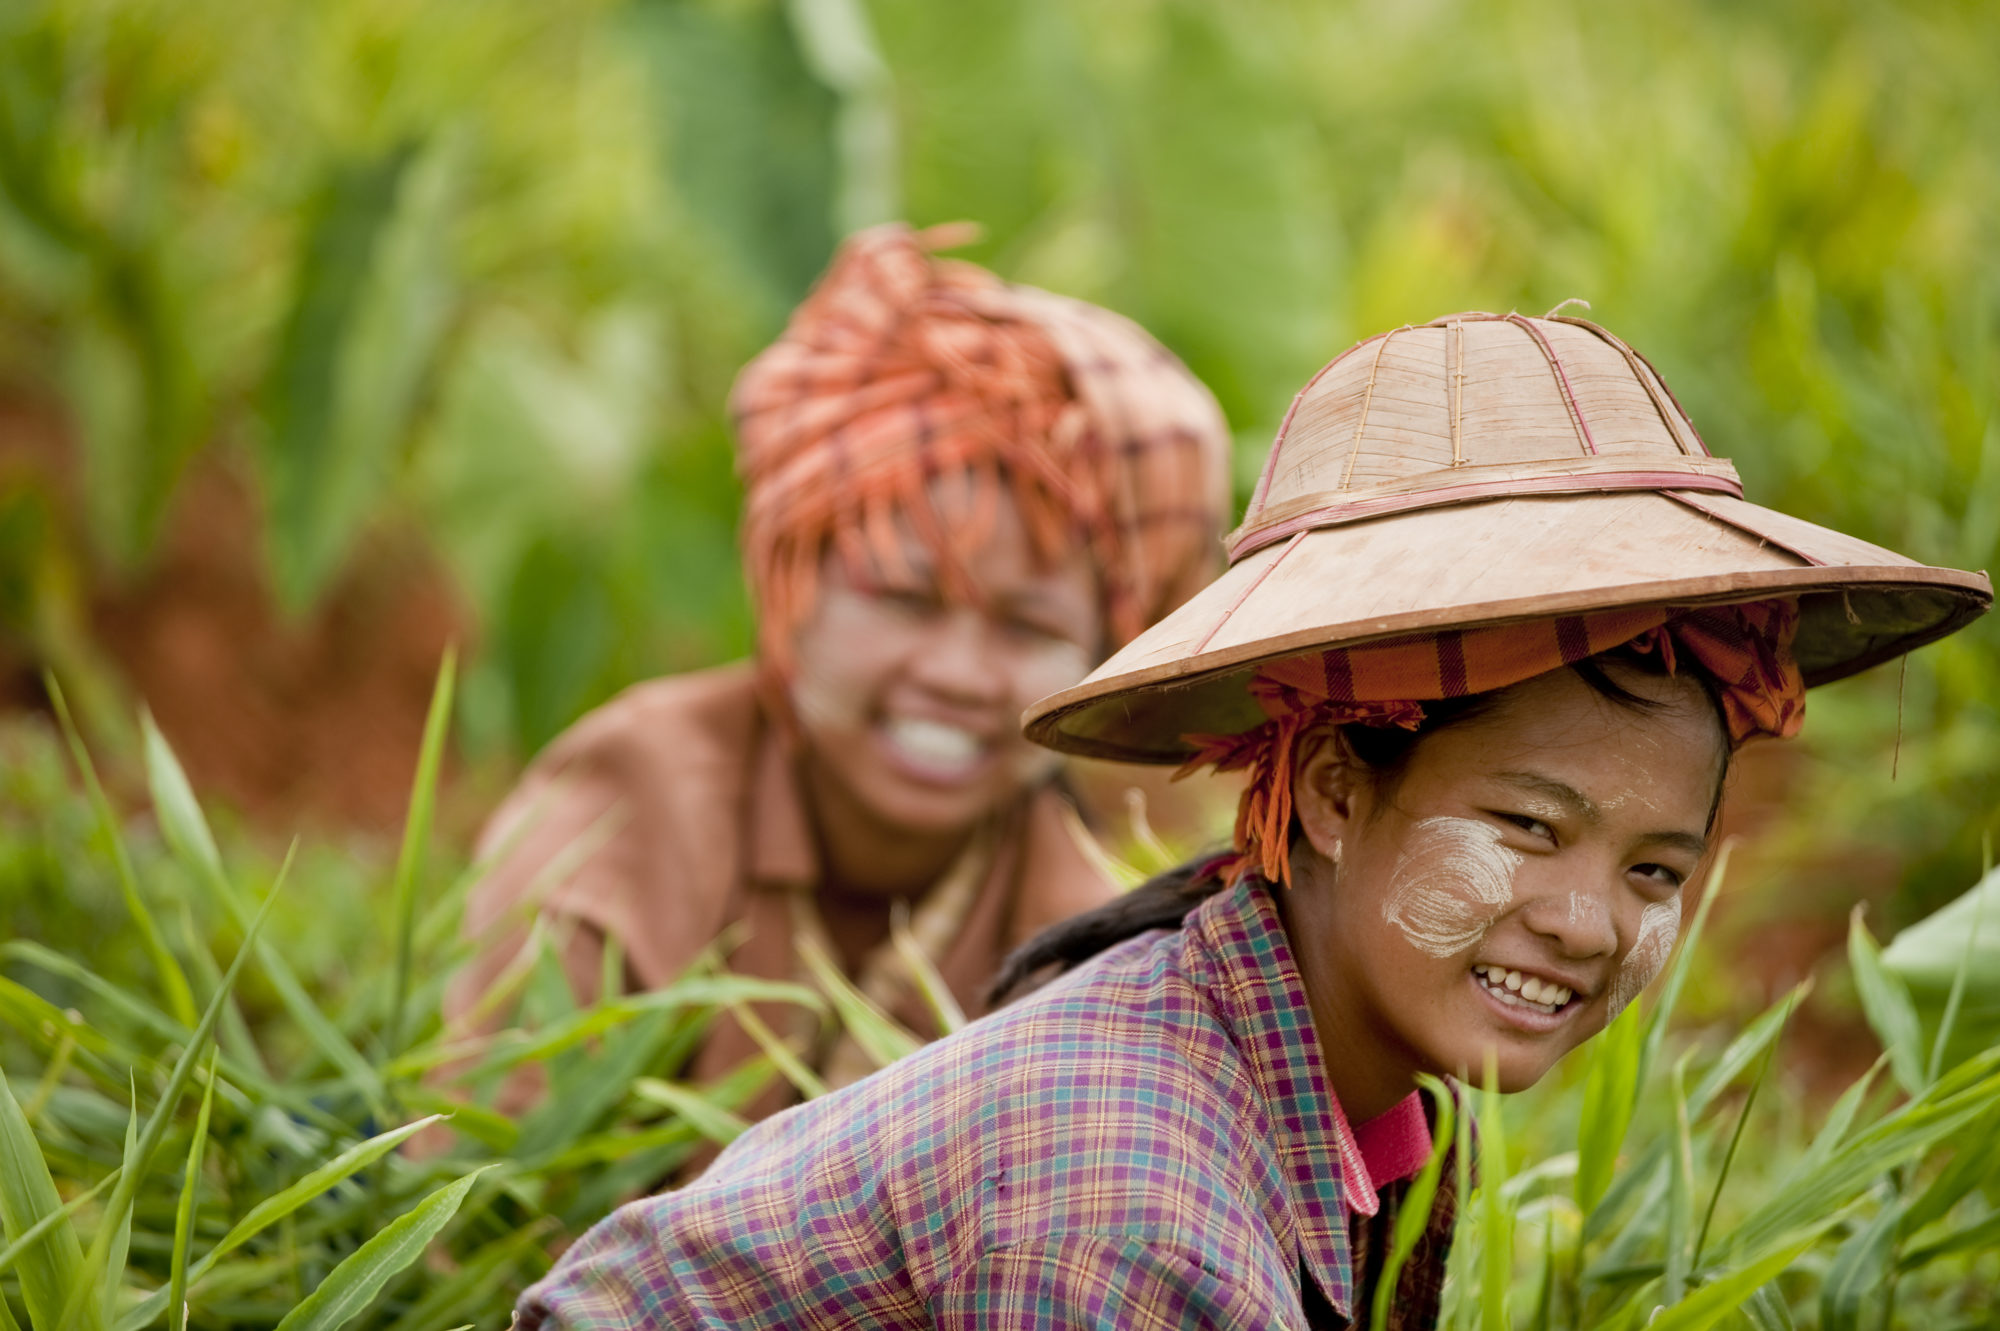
1606,896,1682,1020
1380,817,1523,957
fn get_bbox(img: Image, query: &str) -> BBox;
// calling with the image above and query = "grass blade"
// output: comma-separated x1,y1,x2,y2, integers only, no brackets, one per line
631,1078,749,1147
889,906,965,1036
270,1166,494,1331
62,860,286,1330
1848,905,1926,1096
0,1169,118,1280
1370,1075,1456,1331
168,1056,218,1331
388,646,456,1058
1924,870,1986,1083
1478,1054,1512,1331
1637,839,1731,1089
1691,1002,1784,1271
1818,1199,1903,1331
0,1065,89,1330
1644,1235,1817,1331
794,932,920,1069
727,1001,828,1100
1575,992,1642,1216
48,677,199,1028
145,722,389,1113
1662,1059,1694,1303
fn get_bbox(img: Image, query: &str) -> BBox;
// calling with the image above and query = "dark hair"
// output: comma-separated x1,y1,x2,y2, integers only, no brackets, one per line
987,645,1731,1007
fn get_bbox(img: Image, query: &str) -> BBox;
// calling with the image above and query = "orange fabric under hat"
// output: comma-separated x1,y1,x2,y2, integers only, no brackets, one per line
1182,599,1805,888
732,223,1231,667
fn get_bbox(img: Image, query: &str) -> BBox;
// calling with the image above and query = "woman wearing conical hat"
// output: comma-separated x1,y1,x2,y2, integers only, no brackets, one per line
516,312,1989,1328
441,223,1233,1123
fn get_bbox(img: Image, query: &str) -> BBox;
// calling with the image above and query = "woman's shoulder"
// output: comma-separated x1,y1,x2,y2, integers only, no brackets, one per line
534,661,764,778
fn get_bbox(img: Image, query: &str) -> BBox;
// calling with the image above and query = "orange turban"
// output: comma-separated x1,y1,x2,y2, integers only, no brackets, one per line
1182,600,1806,888
731,223,1232,668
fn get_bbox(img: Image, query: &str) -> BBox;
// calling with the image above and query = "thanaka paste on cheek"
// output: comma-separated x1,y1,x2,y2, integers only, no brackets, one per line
1606,896,1682,1020
1380,817,1523,957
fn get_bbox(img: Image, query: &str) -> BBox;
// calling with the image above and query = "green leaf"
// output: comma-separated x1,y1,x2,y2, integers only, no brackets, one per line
380,1222,554,1331
1900,1208,2000,1271
1637,840,1730,1089
62,867,285,1331
1847,906,1926,1096
794,932,920,1070
168,1057,217,1331
1739,1283,1795,1331
0,1065,89,1331
48,676,198,1028
1576,990,1642,1216
1687,983,1807,1121
1370,1076,1455,1331
139,707,225,886
388,645,457,1058
1818,1199,1903,1331
1478,1056,1511,1331
1897,1101,2000,1236
271,1166,494,1331
889,908,966,1036
631,1078,750,1147
1662,1060,1695,1303
0,1169,117,1281
1642,1235,1817,1331
262,138,456,607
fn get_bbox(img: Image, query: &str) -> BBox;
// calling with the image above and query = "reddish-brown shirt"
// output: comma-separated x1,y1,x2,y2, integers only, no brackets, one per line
445,662,1117,1118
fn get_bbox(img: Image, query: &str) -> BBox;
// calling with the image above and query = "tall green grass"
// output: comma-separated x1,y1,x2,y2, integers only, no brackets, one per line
2,679,1997,1325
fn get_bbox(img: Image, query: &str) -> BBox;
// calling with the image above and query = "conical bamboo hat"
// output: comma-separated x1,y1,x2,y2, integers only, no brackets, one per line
1025,310,1992,763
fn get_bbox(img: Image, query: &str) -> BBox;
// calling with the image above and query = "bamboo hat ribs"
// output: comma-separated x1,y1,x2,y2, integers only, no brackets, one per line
1023,309,1993,763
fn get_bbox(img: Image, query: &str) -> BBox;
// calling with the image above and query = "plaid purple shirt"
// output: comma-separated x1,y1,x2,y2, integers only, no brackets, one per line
517,881,1455,1329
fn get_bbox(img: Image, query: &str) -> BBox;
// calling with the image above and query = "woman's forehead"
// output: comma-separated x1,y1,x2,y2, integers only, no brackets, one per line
1417,668,1724,788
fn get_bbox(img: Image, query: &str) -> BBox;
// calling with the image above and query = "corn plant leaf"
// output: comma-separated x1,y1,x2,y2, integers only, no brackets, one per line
48,679,198,1028
0,1065,90,1331
1848,906,1926,1096
1818,1198,1903,1331
270,1165,494,1331
1576,989,1643,1216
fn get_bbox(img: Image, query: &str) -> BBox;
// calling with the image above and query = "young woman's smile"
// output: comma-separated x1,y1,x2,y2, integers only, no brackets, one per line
1279,664,1727,1119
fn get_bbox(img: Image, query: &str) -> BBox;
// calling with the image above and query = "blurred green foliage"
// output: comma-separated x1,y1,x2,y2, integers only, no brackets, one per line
0,0,1993,912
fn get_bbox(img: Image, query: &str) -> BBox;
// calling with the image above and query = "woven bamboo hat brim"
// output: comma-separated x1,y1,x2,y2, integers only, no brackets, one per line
1024,310,1992,763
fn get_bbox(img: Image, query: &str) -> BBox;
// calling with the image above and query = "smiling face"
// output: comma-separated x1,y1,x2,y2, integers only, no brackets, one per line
1276,663,1727,1118
786,478,1103,843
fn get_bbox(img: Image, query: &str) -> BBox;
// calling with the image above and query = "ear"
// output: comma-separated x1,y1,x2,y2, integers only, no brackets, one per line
1291,727,1368,862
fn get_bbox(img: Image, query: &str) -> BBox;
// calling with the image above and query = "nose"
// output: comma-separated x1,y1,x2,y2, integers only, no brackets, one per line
904,605,1010,705
1520,885,1619,961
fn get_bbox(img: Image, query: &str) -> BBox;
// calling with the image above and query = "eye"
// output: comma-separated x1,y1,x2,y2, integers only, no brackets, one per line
1631,863,1686,893
1497,812,1557,843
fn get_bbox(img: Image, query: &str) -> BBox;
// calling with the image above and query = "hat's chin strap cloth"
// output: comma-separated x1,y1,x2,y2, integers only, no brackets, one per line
1180,599,1804,888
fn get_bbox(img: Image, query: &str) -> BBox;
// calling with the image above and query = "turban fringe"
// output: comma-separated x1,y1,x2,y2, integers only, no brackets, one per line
1181,599,1805,888
732,224,1232,669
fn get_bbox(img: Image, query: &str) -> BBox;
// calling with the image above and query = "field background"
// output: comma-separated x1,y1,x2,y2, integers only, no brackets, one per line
1,0,1998,1325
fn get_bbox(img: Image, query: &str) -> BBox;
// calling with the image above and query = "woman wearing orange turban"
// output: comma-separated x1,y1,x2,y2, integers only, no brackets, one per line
442,224,1233,1122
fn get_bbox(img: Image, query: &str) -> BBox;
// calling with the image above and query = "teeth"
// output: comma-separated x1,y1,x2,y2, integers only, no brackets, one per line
883,717,985,768
1473,965,1573,1013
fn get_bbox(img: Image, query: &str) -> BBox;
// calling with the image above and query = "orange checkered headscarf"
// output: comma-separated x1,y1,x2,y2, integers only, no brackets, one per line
732,223,1232,668
1183,599,1805,887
